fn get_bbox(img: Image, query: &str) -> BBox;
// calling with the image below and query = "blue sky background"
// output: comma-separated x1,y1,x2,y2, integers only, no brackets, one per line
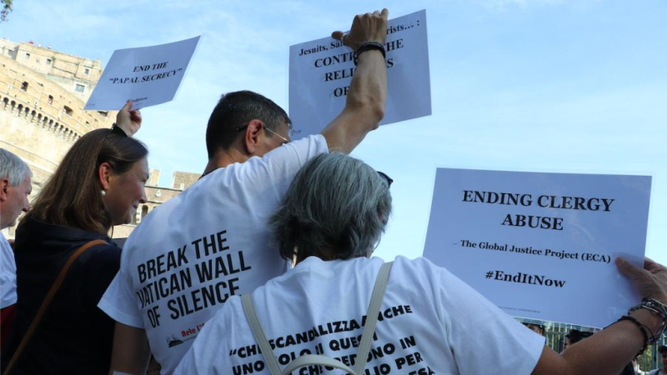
3,0,666,267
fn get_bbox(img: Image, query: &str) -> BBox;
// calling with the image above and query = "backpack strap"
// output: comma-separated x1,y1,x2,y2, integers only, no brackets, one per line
242,261,393,375
4,239,108,375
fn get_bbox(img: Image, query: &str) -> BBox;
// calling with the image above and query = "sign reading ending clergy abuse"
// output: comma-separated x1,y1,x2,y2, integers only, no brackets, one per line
423,168,652,328
288,10,431,139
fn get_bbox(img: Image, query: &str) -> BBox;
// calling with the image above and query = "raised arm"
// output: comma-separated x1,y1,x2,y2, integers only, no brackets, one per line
321,9,388,154
533,257,667,375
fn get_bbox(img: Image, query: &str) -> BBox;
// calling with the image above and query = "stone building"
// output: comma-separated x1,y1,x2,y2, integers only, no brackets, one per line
1,39,113,192
0,38,197,240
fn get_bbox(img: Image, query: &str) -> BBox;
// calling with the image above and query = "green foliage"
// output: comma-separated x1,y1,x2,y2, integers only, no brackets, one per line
1,0,13,22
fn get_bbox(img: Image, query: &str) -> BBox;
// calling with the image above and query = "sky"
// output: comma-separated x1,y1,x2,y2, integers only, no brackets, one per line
3,0,667,269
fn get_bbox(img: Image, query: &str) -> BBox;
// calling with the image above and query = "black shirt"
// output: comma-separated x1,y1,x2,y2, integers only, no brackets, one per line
1,218,121,374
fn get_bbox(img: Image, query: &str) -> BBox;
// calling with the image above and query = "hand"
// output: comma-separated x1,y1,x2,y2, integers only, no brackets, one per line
332,9,389,51
616,257,667,303
116,100,142,137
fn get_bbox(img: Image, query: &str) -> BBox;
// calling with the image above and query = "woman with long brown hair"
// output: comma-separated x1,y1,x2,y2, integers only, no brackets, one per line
1,101,149,374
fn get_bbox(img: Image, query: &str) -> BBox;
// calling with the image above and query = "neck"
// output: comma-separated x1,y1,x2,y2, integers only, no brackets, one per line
294,247,371,265
203,148,248,176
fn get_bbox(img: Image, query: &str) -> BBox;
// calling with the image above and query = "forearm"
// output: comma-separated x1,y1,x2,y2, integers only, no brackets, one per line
535,309,663,375
321,49,387,153
321,9,388,153
345,49,387,126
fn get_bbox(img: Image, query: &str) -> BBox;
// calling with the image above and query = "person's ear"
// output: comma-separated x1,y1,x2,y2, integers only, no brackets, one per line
98,162,114,192
243,119,264,155
0,177,9,202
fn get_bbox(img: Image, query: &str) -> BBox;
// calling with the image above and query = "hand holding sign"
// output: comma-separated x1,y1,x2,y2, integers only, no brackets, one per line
617,257,667,304
332,8,389,50
116,100,142,137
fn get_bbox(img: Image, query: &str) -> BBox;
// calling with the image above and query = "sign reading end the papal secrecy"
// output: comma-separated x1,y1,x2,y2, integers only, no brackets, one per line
422,168,651,329
85,36,200,111
288,10,431,140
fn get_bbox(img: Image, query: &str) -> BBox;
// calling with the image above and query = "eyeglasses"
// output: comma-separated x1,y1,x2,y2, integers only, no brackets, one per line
234,123,290,145
264,126,290,145
377,171,393,188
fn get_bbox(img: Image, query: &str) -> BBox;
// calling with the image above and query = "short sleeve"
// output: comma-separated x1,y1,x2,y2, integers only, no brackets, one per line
233,134,329,200
0,237,17,308
98,266,144,328
174,303,234,374
431,260,545,375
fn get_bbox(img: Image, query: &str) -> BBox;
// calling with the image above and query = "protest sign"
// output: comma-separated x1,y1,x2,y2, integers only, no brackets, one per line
422,168,652,328
85,36,200,110
288,10,430,139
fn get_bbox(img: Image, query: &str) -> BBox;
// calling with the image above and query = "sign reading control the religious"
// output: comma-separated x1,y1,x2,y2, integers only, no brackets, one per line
288,10,431,139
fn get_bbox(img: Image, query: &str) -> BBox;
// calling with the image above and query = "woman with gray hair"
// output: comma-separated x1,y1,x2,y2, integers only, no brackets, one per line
270,152,392,263
177,152,667,375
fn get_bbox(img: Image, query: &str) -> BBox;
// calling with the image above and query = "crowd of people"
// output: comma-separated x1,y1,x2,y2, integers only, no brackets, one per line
2,8,667,375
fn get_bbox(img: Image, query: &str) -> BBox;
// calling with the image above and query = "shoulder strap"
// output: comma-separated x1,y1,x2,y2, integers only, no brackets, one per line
281,354,355,374
242,261,393,375
4,239,107,375
353,261,392,374
242,294,282,374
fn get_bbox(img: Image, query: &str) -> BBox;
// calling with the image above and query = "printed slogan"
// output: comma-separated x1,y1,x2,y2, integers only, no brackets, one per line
226,305,435,375
288,10,431,139
134,230,251,332
423,168,651,328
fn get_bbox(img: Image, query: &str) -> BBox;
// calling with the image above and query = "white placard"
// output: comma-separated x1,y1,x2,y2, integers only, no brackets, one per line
422,168,652,328
288,10,431,139
85,36,200,110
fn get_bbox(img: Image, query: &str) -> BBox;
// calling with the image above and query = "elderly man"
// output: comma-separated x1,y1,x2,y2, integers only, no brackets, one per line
0,149,32,348
100,8,390,374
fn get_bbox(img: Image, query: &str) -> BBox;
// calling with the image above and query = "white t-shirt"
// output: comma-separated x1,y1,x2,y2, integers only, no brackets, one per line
1,232,17,308
176,256,546,375
99,135,328,374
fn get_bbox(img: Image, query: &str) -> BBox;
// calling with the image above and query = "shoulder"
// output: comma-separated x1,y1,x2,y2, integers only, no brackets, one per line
391,256,443,278
179,296,241,371
246,134,328,170
0,235,13,261
77,241,121,273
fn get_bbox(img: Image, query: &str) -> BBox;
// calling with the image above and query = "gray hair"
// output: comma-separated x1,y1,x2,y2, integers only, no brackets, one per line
0,148,32,186
270,152,392,261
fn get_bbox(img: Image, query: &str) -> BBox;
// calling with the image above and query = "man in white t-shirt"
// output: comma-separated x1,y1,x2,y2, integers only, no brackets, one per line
100,9,389,374
0,149,32,347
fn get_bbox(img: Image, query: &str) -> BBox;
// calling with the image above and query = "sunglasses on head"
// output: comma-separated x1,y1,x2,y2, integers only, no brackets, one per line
377,171,393,188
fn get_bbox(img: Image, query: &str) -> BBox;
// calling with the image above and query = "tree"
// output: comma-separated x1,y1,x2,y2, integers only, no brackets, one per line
1,0,12,22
